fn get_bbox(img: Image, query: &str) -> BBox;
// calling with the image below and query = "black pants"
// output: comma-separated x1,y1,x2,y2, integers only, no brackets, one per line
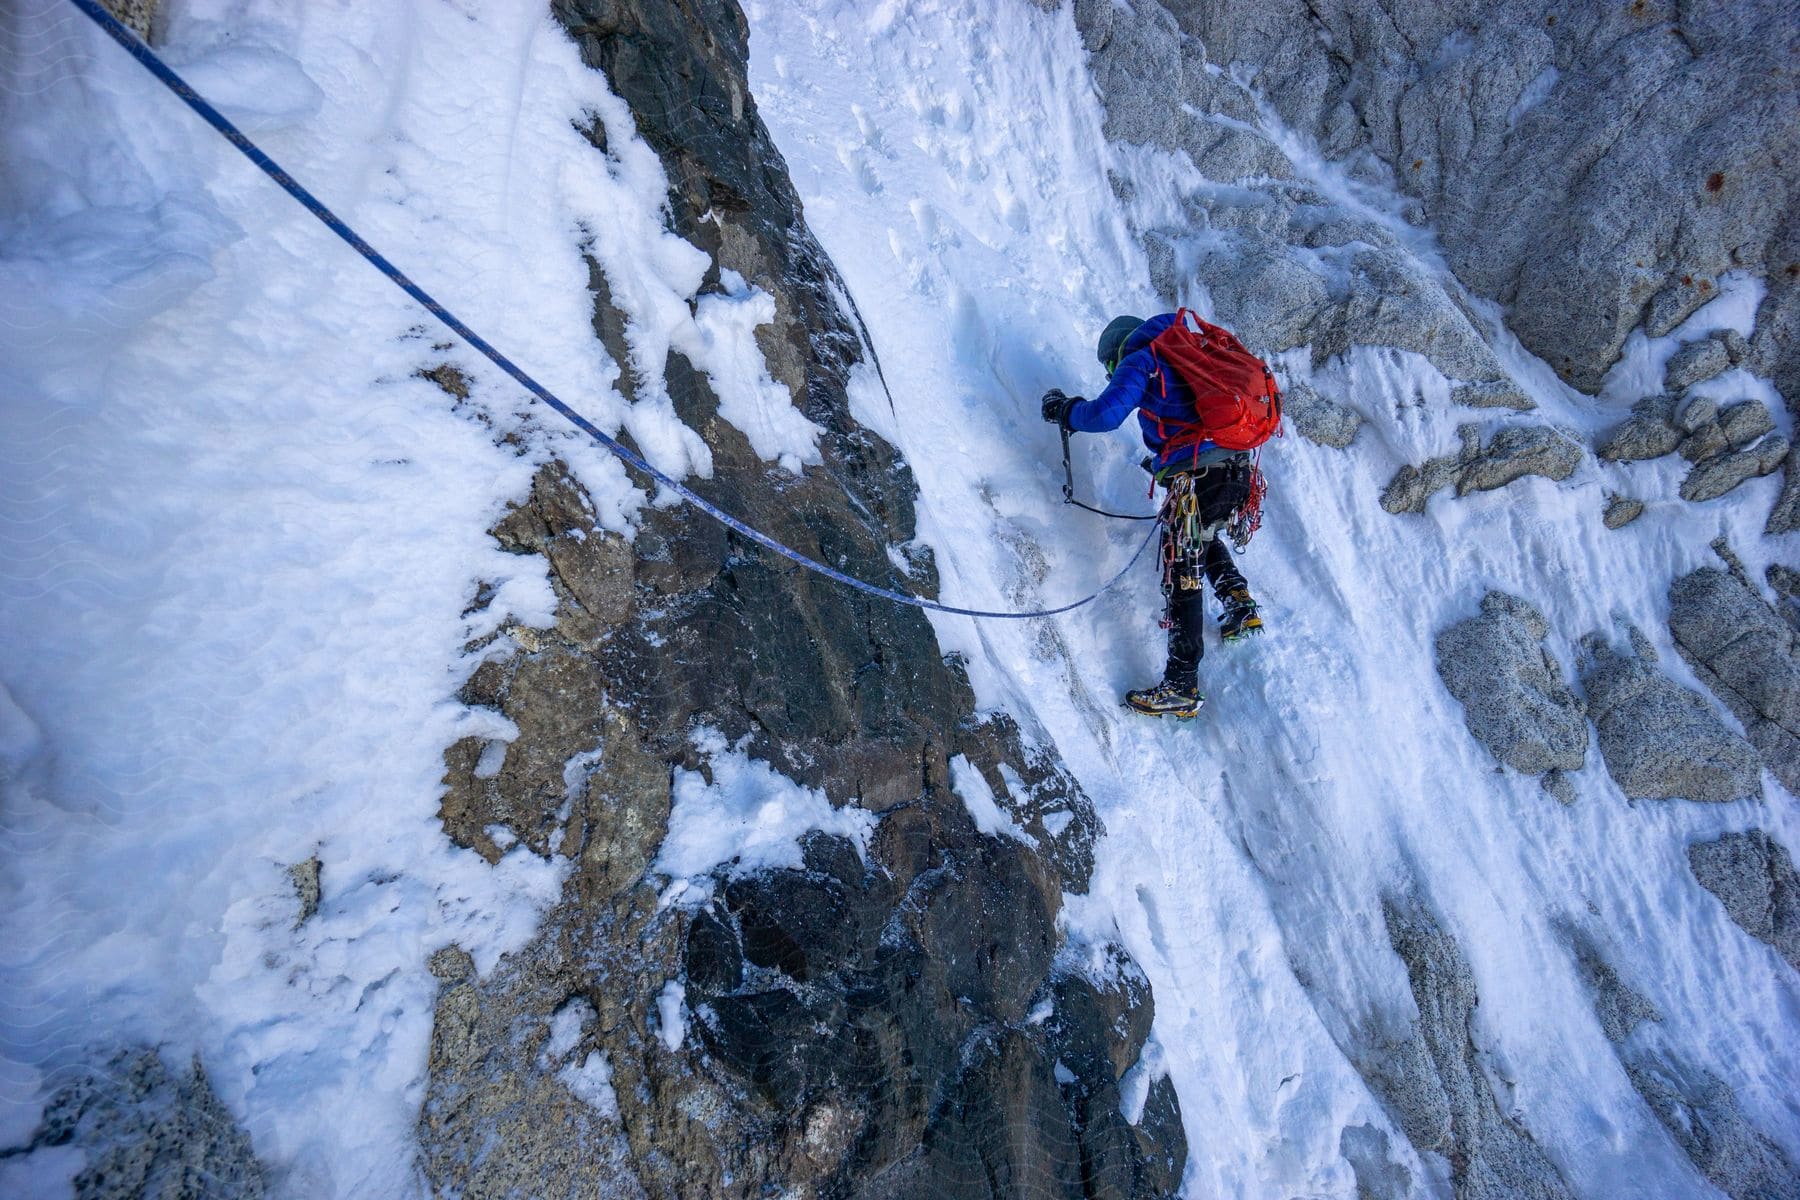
1158,460,1251,690
1164,537,1246,689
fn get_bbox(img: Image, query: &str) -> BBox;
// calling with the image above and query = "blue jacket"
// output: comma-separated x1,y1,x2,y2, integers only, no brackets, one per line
1066,313,1238,475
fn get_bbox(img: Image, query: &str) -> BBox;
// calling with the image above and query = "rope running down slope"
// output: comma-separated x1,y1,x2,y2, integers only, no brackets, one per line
68,0,1155,621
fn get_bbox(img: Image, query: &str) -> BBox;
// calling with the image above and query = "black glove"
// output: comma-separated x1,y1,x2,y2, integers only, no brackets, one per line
1041,388,1080,428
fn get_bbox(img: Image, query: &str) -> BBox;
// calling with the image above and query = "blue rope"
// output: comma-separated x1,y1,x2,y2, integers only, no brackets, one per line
66,0,1153,620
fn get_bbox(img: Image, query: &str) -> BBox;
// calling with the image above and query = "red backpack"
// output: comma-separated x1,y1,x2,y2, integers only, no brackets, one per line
1148,309,1283,455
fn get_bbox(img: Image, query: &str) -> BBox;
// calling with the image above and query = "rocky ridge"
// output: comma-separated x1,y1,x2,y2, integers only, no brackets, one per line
410,1,1186,1195
1160,0,1799,408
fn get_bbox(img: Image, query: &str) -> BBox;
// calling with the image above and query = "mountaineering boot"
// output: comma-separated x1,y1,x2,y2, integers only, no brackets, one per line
1219,588,1263,643
1125,681,1204,719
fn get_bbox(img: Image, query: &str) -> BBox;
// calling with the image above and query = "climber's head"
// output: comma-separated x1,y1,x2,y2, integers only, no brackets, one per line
1097,315,1143,377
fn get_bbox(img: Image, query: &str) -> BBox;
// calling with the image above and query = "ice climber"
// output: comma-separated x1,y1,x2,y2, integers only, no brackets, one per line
1042,311,1280,719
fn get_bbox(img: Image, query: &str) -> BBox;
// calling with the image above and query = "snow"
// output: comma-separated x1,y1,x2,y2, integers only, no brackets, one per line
654,728,879,906
1507,66,1561,130
559,1052,620,1118
543,1000,591,1063
657,980,688,1053
3,0,1796,1197
950,753,1035,844
540,998,620,1118
684,270,826,473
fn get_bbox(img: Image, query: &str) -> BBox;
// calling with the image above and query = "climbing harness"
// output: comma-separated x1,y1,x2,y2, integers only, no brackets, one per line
70,0,1154,622
1058,426,1156,521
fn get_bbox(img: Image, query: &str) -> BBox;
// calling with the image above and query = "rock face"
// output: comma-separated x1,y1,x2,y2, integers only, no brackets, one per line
415,2,1183,1195
1578,627,1762,803
1663,337,1732,393
1767,447,1800,534
1160,0,1800,405
1597,392,1786,506
1597,395,1683,463
1689,831,1800,973
1602,494,1644,529
1362,898,1574,1199
1434,592,1585,801
1668,562,1800,795
99,1,158,41
1281,379,1363,448
1382,423,1581,514
18,1050,267,1200
1071,0,1525,400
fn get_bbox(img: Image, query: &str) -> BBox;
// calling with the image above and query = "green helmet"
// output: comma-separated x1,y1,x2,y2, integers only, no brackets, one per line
1097,315,1144,375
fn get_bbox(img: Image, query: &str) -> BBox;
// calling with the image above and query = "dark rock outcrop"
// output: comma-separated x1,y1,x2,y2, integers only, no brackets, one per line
415,2,1180,1195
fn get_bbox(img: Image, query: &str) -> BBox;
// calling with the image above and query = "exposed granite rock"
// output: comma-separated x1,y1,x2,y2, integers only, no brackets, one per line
1578,627,1762,802
1719,401,1776,449
1668,560,1800,794
1435,592,1586,786
1450,380,1533,411
1359,898,1575,1199
1629,1057,1800,1200
1596,395,1682,463
1380,455,1460,515
1383,424,1580,513
1768,565,1800,632
1689,831,1800,972
1679,436,1790,502
1664,337,1732,393
1677,394,1719,434
1763,447,1800,535
1540,769,1577,806
1675,419,1731,464
1075,0,1523,397
1565,928,1662,1045
19,1050,267,1200
1454,426,1583,496
1159,0,1800,402
288,855,320,928
417,2,1181,1194
1280,378,1363,448
1602,494,1645,529
99,1,157,41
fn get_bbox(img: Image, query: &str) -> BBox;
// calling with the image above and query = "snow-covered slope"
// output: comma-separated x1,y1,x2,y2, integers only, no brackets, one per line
2,0,1795,1196
743,2,1798,1196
